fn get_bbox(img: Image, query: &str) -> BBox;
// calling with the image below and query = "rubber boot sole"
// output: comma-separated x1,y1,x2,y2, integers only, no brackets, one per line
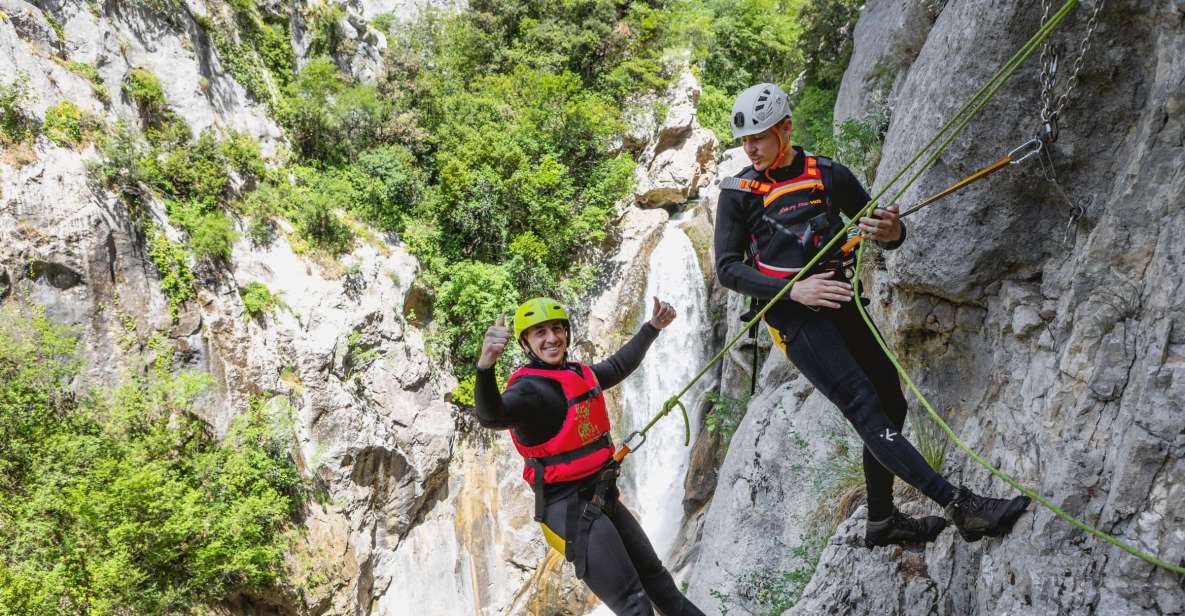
956,495,1031,542
864,518,948,548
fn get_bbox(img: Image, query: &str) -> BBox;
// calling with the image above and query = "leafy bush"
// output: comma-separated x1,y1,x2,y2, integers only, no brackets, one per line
700,0,801,97
348,145,425,232
791,84,838,155
123,68,168,124
187,209,238,262
709,537,824,616
146,226,195,317
434,260,518,363
704,390,750,451
0,305,302,614
43,100,89,147
279,58,395,164
0,72,35,145
88,120,149,198
293,189,354,255
66,61,109,101
240,282,283,319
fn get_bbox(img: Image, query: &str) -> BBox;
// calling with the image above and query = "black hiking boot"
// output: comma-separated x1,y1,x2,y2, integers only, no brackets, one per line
864,509,948,548
945,486,1031,542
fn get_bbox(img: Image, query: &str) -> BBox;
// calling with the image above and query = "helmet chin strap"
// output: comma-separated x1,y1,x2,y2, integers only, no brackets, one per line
764,127,789,180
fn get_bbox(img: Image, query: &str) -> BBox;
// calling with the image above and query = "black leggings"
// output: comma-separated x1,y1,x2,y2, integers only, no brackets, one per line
768,303,956,518
542,493,705,616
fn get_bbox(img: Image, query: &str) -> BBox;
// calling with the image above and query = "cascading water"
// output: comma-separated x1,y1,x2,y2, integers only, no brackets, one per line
585,210,714,616
616,210,713,558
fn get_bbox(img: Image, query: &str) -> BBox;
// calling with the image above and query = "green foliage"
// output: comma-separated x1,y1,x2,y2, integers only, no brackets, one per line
185,209,238,262
203,0,294,106
343,329,381,375
330,145,425,233
0,305,302,613
45,14,65,44
910,411,949,474
700,0,802,96
123,68,167,123
240,282,283,320
833,89,892,185
290,170,355,255
279,58,395,164
697,83,734,152
0,72,35,145
709,537,824,616
88,120,149,198
304,1,346,58
43,100,91,148
795,0,861,90
370,12,396,34
92,123,265,266
791,84,838,155
434,260,518,364
704,390,749,451
66,61,109,102
146,226,195,318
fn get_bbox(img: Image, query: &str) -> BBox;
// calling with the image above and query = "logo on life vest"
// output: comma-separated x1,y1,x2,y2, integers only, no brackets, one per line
577,420,599,443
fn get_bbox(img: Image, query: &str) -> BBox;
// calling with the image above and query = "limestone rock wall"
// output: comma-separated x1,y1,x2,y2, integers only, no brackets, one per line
685,1,1185,615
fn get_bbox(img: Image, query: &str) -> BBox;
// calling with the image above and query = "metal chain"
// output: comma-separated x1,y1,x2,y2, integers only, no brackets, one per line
1039,0,1106,123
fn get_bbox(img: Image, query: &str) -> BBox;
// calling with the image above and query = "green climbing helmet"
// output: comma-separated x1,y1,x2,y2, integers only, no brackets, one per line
513,297,570,342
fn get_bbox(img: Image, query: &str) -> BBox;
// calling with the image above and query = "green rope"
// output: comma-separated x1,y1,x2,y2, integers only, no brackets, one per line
850,234,1185,575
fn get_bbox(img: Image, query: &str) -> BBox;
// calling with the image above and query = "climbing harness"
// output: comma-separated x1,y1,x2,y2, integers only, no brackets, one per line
620,0,1185,575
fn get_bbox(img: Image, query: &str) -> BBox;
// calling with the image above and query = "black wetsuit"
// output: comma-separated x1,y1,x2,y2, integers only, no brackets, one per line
475,324,705,616
714,149,957,519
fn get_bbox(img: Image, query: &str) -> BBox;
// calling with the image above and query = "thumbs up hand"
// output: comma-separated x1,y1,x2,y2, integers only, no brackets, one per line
477,314,512,369
649,297,677,330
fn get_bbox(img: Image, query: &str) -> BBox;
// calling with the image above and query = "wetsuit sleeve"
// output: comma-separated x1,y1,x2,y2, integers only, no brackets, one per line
714,189,795,299
473,366,534,429
591,323,661,390
831,162,907,251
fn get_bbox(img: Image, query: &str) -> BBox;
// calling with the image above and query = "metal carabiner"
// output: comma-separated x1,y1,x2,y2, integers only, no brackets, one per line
1040,116,1059,144
1008,138,1043,165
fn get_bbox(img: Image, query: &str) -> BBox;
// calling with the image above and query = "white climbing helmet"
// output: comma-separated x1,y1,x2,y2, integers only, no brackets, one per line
730,83,792,140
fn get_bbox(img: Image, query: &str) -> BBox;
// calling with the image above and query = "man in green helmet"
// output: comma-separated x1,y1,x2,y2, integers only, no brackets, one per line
474,297,706,615
713,82,1031,548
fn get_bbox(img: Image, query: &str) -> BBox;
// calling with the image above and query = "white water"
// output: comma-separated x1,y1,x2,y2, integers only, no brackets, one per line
586,212,713,616
615,212,713,558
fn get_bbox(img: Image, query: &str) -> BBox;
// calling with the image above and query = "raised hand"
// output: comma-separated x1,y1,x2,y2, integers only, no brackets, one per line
649,296,677,330
477,314,511,369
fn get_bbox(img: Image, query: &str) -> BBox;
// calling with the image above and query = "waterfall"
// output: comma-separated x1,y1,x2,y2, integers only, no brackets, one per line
614,211,712,559
584,210,713,616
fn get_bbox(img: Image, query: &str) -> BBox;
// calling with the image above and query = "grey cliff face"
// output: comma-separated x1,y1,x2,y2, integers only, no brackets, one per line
688,0,1185,615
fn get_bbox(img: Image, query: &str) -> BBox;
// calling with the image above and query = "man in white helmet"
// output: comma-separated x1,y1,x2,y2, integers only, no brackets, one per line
713,83,1031,548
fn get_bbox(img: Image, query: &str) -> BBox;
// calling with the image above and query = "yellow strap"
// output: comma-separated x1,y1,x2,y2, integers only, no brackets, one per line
539,522,567,557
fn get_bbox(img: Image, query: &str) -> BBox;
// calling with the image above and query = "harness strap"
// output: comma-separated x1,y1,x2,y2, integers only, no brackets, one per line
566,385,603,407
720,176,772,194
572,462,619,579
525,435,613,522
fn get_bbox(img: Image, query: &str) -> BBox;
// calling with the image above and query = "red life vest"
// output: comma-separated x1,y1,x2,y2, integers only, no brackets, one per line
506,364,614,495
